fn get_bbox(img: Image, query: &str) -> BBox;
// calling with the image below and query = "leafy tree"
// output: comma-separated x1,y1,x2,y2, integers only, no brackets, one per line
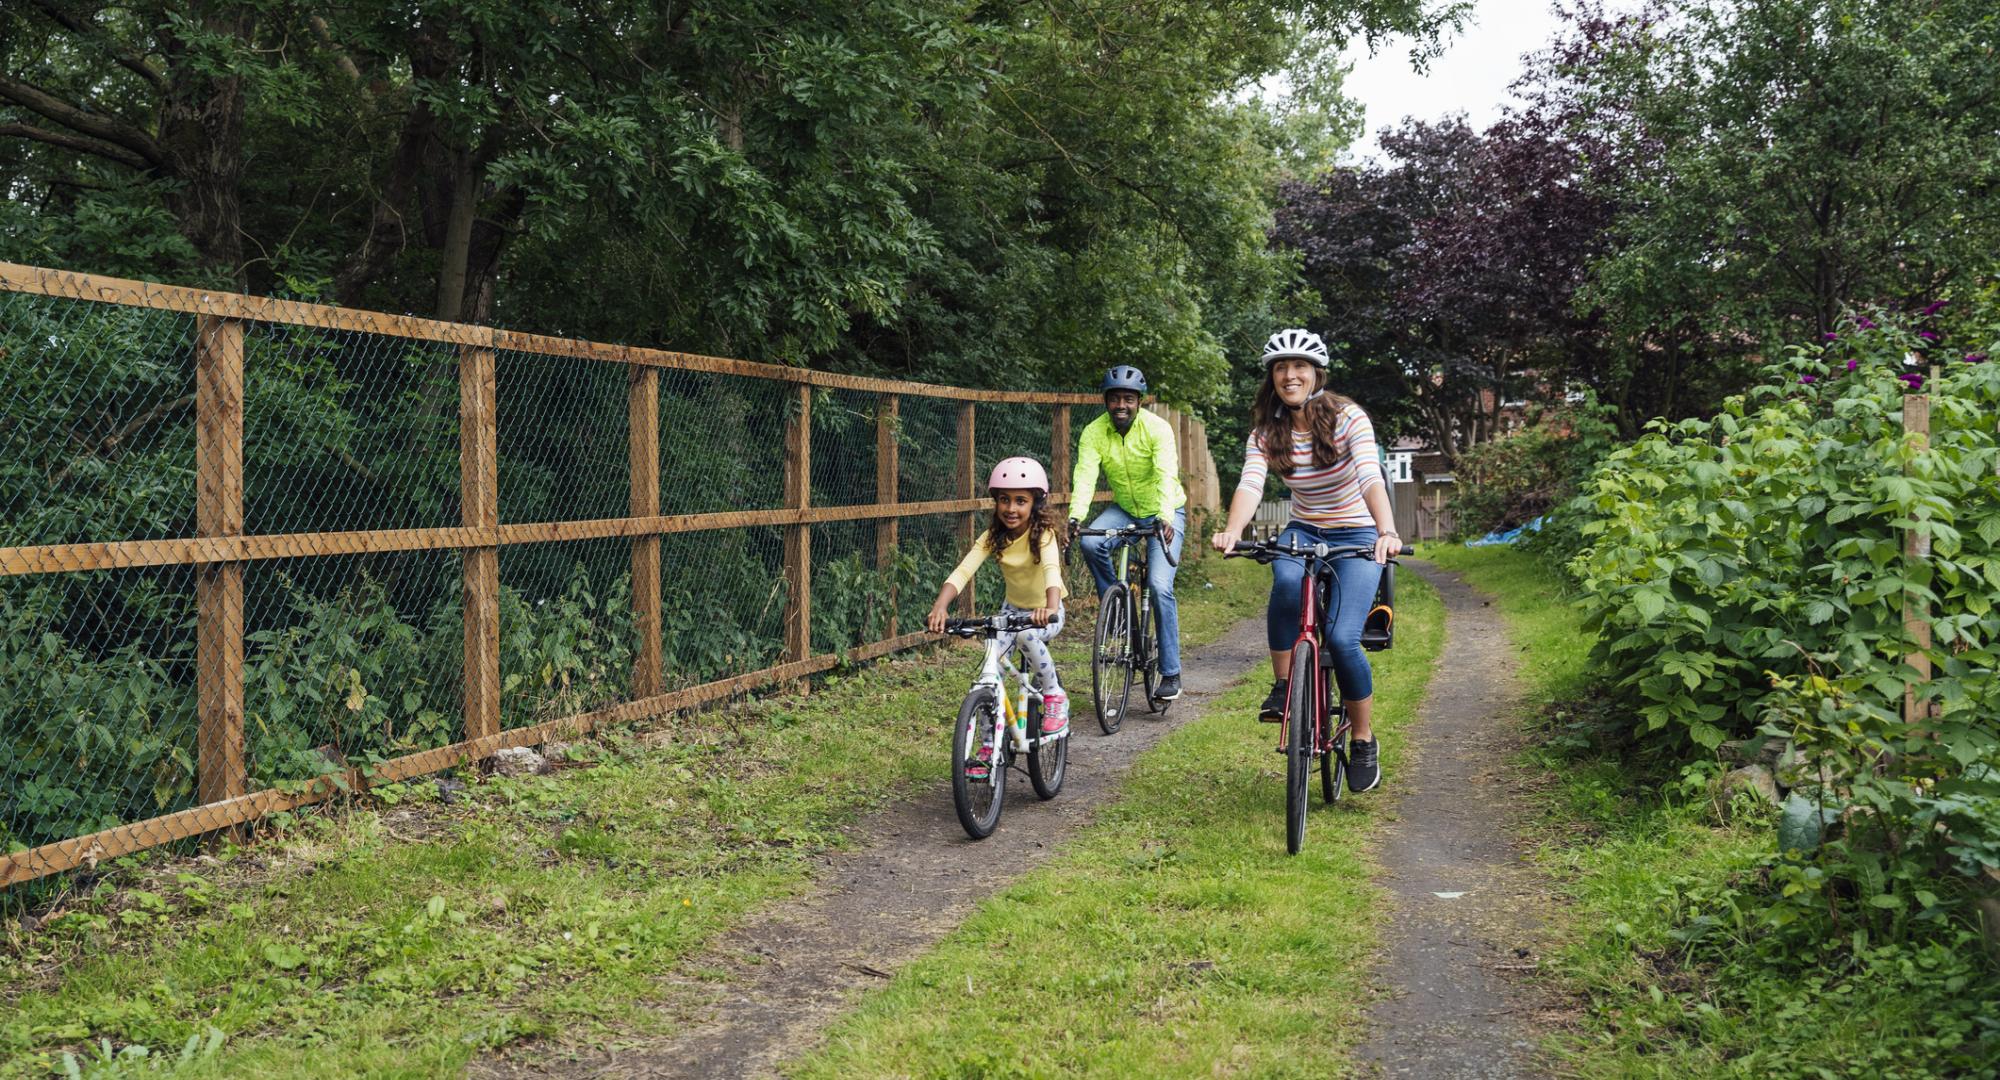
1272,114,1609,459
1559,0,2000,368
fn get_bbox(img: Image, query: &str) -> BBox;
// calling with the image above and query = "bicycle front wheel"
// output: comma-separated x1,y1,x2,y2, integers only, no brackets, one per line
1093,586,1134,734
1026,697,1066,799
952,687,1006,839
1285,639,1318,855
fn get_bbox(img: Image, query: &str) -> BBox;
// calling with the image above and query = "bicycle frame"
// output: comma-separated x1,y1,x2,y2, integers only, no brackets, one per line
972,634,1063,761
1277,552,1350,761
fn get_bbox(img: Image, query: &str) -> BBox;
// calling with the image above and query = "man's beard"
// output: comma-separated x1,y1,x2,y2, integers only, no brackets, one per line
1111,412,1134,434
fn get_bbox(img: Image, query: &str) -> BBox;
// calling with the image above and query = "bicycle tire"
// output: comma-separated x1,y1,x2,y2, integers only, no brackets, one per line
1136,589,1162,714
1321,712,1346,805
1285,639,1317,855
1025,696,1066,799
952,687,1006,839
1093,586,1134,734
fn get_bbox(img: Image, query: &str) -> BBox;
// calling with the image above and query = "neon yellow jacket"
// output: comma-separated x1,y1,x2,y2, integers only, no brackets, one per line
1068,409,1186,522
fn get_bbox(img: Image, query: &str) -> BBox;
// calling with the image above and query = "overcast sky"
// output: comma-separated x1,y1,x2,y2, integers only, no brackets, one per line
1337,0,1573,161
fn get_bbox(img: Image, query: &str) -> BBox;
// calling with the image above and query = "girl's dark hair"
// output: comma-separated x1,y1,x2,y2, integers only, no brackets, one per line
1250,366,1358,478
986,491,1063,563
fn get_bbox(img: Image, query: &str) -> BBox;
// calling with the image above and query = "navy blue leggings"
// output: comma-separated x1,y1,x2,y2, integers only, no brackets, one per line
1267,523,1382,701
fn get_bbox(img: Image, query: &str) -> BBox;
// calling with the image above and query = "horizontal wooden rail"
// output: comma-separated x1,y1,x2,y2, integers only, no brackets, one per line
0,628,942,888
0,493,1103,576
0,262,1101,405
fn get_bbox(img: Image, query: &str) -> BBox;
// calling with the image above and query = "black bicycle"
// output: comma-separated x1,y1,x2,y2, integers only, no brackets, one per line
1075,521,1179,734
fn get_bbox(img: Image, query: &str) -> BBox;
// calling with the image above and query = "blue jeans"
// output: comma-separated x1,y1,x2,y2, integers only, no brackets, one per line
1267,522,1381,701
1078,505,1186,677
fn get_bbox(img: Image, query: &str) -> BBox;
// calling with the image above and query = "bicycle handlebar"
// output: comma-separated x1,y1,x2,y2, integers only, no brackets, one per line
1225,538,1413,564
941,612,1042,638
1071,521,1180,567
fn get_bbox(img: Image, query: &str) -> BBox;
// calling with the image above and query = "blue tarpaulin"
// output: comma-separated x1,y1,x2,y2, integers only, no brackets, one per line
1467,516,1545,547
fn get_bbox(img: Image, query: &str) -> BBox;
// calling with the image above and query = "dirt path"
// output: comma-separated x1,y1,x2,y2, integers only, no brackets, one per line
1354,563,1550,1078
477,616,1269,1080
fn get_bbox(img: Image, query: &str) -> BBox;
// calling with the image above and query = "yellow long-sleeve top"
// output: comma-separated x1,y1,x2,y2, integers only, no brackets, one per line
944,527,1068,610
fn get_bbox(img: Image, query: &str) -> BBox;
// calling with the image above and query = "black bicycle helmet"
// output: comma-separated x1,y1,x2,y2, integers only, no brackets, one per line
1102,365,1148,395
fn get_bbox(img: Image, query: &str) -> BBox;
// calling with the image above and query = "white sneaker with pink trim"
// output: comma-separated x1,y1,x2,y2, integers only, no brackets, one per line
1041,690,1069,733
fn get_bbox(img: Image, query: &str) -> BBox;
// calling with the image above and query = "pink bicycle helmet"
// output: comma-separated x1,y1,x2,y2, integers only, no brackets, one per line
987,456,1050,495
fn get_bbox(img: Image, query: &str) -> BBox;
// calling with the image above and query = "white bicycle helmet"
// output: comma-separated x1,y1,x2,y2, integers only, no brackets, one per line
1261,328,1330,368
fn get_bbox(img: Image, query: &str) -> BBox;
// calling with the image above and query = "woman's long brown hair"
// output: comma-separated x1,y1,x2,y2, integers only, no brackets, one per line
985,491,1063,562
1250,366,1358,478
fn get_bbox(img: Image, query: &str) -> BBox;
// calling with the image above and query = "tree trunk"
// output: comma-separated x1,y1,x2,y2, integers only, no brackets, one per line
158,5,253,286
333,25,449,308
435,149,478,323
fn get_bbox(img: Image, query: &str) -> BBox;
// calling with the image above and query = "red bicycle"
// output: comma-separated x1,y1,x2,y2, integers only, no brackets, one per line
1228,536,1407,854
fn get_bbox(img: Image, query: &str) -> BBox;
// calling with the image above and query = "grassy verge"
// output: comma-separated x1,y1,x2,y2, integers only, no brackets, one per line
1424,544,2000,1079
0,557,1268,1078
790,571,1445,1079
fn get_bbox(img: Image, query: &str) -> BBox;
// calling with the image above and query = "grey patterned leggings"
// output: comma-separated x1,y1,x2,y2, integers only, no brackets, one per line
996,602,1065,696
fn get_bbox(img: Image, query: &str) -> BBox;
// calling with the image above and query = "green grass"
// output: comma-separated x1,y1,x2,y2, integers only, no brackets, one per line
1424,543,2000,1079
0,556,1271,1078
790,571,1446,1079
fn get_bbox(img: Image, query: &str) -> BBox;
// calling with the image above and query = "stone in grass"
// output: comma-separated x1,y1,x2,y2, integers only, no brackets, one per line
1719,737,1785,768
1777,790,1839,853
1716,764,1781,812
492,747,548,777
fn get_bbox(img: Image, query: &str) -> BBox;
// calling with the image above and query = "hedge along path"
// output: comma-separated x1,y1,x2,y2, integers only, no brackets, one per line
1354,563,1552,1078
0,258,1225,890
474,615,1274,1079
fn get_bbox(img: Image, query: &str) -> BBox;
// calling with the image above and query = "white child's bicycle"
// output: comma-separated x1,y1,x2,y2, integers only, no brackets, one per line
940,612,1068,839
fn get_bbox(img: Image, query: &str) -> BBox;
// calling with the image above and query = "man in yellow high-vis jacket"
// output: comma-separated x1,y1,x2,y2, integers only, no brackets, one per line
1069,365,1187,701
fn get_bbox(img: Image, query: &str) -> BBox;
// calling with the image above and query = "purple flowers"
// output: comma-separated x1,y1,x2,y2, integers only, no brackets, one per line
1920,300,1949,317
1967,353,1989,364
1822,332,1839,342
1857,316,1879,330
1899,372,1925,392
1845,359,1859,372
1919,330,1940,342
1798,374,1817,385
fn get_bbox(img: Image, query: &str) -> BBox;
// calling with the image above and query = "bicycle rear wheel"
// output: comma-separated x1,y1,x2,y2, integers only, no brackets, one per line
952,687,1006,839
1093,586,1134,734
1285,639,1318,855
1026,697,1066,799
1137,590,1162,714
1321,704,1347,805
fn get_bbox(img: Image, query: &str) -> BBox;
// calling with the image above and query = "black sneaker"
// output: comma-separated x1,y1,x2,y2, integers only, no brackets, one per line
1258,680,1287,722
1346,737,1381,792
1154,674,1183,701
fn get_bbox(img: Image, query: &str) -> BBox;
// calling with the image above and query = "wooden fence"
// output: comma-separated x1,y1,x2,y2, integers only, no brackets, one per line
0,262,1220,888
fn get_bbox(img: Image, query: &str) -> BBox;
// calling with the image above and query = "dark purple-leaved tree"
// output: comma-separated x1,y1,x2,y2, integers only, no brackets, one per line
1273,112,1614,460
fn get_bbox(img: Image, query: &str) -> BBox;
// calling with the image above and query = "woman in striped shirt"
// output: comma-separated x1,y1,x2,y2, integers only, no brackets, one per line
1209,328,1401,793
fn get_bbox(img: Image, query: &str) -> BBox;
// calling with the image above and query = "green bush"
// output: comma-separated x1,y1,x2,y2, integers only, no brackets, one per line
1569,297,2000,912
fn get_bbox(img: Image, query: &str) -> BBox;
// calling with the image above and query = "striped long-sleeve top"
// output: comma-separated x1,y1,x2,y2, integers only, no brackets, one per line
1236,403,1386,528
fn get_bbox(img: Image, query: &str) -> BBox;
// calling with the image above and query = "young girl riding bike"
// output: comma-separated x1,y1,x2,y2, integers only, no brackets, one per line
927,457,1071,755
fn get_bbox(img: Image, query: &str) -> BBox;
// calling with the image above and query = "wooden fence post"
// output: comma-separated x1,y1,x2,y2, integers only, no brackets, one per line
957,402,977,614
876,394,899,638
1052,405,1071,505
630,367,662,698
783,384,813,664
195,315,245,818
460,341,500,744
1904,387,1932,724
